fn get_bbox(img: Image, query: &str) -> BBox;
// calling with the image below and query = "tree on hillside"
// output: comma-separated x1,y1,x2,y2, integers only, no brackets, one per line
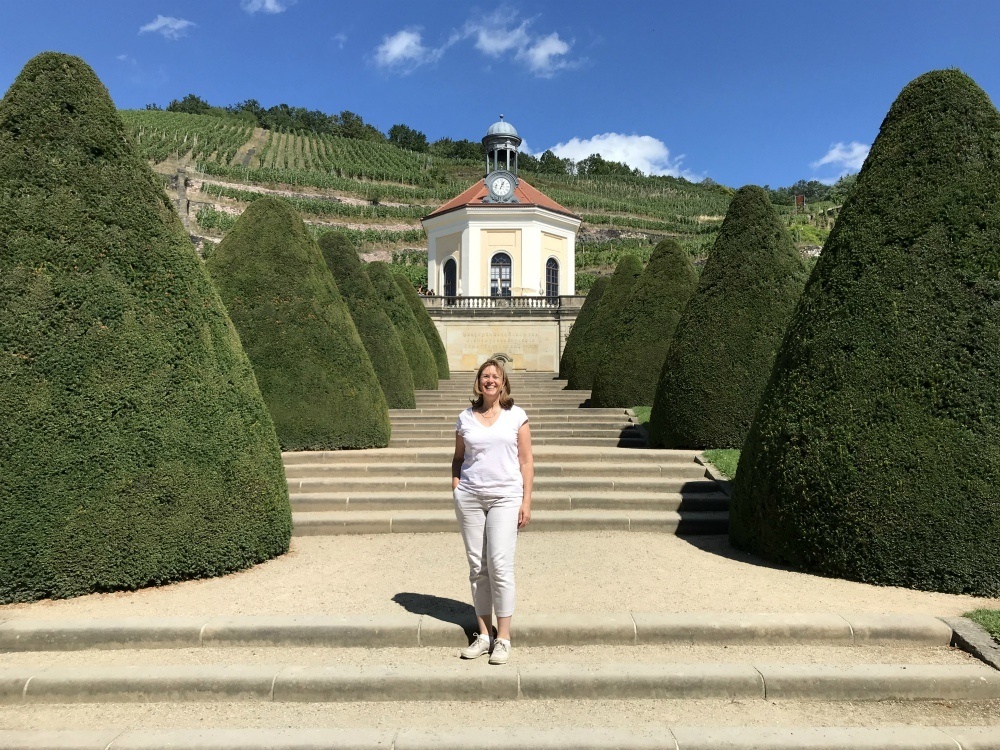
394,272,450,380
206,197,389,449
567,255,644,390
167,93,212,114
367,261,438,390
730,69,1000,596
649,185,807,448
559,276,609,381
0,53,291,604
318,232,416,409
388,123,429,152
430,137,483,161
591,240,698,408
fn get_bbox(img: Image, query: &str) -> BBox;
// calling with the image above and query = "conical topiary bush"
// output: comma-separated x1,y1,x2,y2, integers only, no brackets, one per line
591,240,698,408
567,255,644,390
560,276,608,381
730,69,1000,595
0,52,291,603
394,271,450,380
366,261,438,390
206,198,389,449
649,186,808,448
318,232,415,409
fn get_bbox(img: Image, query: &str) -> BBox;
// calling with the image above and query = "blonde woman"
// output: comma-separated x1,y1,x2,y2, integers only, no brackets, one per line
451,358,533,665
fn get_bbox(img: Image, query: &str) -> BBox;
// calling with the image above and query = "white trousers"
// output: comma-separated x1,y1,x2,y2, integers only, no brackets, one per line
453,488,520,619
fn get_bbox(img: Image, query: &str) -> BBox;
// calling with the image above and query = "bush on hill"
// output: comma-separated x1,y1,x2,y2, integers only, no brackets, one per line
318,231,416,409
591,240,698,408
730,69,1000,596
394,272,450,380
366,261,438,390
649,186,807,448
0,52,291,604
559,277,609,381
567,255,644,390
206,197,389,449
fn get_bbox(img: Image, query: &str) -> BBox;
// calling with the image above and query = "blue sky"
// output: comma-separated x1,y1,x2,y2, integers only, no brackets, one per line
2,1,999,189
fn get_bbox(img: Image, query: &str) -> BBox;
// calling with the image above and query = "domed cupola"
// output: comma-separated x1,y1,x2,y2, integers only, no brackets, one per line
482,115,522,204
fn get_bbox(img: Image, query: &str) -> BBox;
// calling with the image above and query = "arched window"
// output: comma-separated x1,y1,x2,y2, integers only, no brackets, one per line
443,258,457,297
490,253,512,297
545,258,559,298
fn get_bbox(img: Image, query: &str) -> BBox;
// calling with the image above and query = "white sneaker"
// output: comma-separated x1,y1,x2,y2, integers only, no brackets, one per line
460,633,491,659
489,638,511,665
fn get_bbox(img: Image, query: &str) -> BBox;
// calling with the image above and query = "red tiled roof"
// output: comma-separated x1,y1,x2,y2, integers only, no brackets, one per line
423,177,580,221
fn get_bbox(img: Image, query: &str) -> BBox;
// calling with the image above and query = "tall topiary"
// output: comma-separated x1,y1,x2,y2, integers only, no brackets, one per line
591,240,698,408
567,255,644,390
0,53,291,603
730,69,1000,595
559,276,608,381
206,198,389,449
367,261,438,390
394,271,450,380
318,232,415,409
649,186,808,448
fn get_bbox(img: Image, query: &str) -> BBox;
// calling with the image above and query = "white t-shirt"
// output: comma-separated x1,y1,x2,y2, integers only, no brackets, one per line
455,405,529,496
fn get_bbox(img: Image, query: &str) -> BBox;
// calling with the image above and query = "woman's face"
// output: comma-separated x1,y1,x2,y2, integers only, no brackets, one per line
479,365,502,398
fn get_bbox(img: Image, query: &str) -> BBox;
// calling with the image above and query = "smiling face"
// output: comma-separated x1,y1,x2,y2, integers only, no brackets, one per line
471,359,512,409
479,365,502,399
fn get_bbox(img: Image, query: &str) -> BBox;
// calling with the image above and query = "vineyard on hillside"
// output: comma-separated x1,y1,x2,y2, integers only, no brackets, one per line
121,109,831,288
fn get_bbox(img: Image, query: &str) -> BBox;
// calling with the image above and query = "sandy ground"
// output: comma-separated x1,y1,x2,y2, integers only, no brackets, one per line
2,533,997,622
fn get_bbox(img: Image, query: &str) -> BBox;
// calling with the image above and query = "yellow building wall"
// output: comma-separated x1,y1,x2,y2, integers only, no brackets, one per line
541,232,568,295
436,232,461,293
479,229,521,295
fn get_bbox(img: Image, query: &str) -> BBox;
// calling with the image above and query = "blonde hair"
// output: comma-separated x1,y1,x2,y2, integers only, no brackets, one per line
470,358,514,409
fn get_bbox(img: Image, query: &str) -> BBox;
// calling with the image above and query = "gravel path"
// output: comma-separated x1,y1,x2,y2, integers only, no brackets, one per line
2,533,996,621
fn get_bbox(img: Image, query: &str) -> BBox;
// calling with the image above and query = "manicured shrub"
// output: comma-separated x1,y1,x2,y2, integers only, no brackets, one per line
366,261,438,390
394,271,450,380
560,276,608,381
0,52,291,603
592,240,698,408
567,255,644,390
730,69,1000,596
206,197,389,449
649,186,807,447
318,232,416,409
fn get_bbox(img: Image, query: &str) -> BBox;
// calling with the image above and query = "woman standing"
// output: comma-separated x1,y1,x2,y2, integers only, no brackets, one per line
452,358,533,665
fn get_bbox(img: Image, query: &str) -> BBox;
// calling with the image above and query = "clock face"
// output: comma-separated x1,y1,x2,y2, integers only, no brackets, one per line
491,176,512,197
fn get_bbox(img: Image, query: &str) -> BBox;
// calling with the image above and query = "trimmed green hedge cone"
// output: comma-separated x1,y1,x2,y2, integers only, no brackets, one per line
592,240,698,408
560,276,608,381
730,69,1000,596
649,186,807,448
0,53,291,603
394,271,450,380
318,232,416,409
367,261,438,390
206,197,389,449
567,255,644,390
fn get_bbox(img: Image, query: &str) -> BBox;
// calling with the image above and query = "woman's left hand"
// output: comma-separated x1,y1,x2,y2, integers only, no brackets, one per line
518,504,531,529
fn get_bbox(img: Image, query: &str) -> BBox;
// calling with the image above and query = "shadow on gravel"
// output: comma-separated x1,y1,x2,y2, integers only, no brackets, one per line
392,592,476,634
679,534,795,573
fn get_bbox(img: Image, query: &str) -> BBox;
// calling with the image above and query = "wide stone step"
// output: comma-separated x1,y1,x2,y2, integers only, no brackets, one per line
288,491,729,512
2,726,995,750
2,662,996,703
287,476,718,494
390,436,647,447
390,414,633,425
389,407,630,417
0,612,954,651
283,461,707,479
389,427,641,439
290,509,729,535
282,447,699,465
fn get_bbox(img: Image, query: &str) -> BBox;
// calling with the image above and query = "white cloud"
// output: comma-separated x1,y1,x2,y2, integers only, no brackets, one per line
374,11,577,78
548,133,693,178
374,29,445,72
333,32,348,50
811,141,870,178
139,16,195,41
241,0,293,14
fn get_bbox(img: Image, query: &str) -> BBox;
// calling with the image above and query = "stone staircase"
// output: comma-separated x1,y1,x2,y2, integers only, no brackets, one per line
1,372,998,746
285,373,729,536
